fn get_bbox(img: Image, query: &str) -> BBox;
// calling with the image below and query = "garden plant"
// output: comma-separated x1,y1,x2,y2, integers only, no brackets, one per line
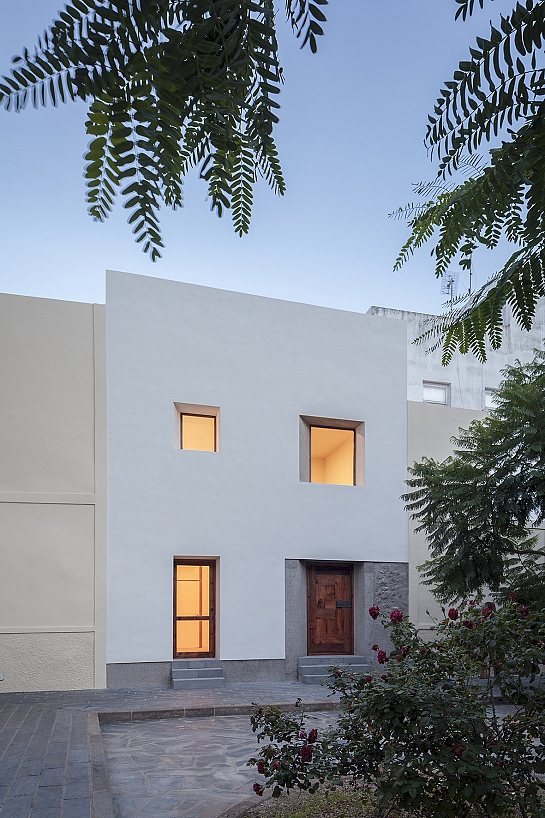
248,602,545,818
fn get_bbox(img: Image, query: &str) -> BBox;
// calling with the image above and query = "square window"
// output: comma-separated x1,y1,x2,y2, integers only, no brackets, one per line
181,413,216,451
300,416,364,486
484,388,498,409
423,382,449,405
310,426,355,485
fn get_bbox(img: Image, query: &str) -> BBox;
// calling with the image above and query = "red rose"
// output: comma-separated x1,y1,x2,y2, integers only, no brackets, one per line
462,620,474,629
369,606,380,620
253,783,263,796
452,744,463,758
380,674,388,681
482,607,493,618
401,646,409,657
448,608,459,620
419,648,427,655
308,728,318,743
469,601,475,607
248,757,256,764
508,592,517,602
390,609,404,623
365,675,372,682
372,644,379,651
301,745,313,762
273,761,280,770
377,649,388,665
518,605,530,617
257,761,265,775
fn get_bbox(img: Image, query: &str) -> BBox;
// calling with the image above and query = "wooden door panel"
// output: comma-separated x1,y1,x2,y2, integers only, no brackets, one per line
307,564,353,655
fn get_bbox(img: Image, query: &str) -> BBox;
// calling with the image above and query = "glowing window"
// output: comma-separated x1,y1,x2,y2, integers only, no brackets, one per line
423,382,449,405
181,414,216,451
310,427,355,486
174,561,215,657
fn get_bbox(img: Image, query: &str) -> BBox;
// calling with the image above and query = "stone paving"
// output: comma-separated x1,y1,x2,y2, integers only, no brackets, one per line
102,711,337,818
0,683,337,818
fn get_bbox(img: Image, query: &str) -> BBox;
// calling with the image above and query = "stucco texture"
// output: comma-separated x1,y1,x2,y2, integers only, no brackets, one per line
0,631,94,692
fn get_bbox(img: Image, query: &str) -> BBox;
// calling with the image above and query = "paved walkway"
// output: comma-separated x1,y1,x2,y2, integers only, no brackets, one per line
0,684,338,818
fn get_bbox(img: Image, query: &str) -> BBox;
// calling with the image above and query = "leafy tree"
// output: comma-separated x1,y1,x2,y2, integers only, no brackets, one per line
249,603,545,818
0,1,328,260
393,0,545,363
403,349,545,606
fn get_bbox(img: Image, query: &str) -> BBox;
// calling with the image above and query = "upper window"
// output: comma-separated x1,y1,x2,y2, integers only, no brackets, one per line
180,413,217,451
423,381,450,405
484,388,498,409
310,426,355,485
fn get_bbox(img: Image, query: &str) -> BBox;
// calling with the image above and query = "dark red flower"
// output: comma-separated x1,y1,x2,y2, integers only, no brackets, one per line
396,655,403,662
273,761,280,770
365,675,372,682
308,728,318,743
372,644,379,651
401,646,410,657
380,674,388,681
518,605,530,617
419,648,427,656
389,609,404,623
298,730,306,739
452,744,463,758
257,761,265,775
469,601,475,607
482,607,493,618
369,606,380,620
377,649,388,665
448,608,459,621
508,592,518,602
301,745,313,762
248,758,256,764
253,783,263,796
462,620,474,629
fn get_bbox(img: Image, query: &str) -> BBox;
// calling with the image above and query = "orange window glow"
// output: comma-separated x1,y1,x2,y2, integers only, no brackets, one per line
181,414,216,451
310,427,355,486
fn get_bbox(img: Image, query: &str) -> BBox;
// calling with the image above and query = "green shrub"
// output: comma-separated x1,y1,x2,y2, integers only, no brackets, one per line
248,600,545,818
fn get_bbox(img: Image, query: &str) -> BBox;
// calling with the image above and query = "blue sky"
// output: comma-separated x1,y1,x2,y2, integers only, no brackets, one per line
0,1,511,312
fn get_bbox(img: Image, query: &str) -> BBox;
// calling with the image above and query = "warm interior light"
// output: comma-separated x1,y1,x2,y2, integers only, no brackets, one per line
175,564,210,653
181,414,216,451
311,427,355,485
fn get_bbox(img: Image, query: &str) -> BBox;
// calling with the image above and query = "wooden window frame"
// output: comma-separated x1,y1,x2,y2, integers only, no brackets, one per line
180,413,217,452
173,559,216,658
309,425,356,486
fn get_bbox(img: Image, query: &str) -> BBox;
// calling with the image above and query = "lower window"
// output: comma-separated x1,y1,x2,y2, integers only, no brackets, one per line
173,559,216,658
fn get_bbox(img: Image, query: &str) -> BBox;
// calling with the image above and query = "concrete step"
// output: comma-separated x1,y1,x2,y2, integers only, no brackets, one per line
172,677,226,690
172,659,222,670
297,656,371,684
172,667,224,680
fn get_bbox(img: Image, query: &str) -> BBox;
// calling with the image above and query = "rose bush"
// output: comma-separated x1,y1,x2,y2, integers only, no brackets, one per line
248,600,545,817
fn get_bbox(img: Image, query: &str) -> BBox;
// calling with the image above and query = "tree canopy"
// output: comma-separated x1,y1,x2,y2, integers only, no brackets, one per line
0,1,328,260
403,349,545,606
393,0,545,362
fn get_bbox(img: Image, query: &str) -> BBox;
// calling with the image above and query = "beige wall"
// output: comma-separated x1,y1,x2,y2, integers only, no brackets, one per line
0,294,106,692
407,401,483,630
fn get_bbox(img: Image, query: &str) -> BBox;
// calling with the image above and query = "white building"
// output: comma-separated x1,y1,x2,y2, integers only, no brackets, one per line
0,272,542,692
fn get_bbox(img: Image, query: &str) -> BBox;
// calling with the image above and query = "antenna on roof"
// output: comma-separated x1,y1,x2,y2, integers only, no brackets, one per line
440,270,459,312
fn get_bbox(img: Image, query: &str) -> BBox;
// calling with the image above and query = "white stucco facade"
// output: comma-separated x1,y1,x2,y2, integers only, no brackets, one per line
106,271,409,668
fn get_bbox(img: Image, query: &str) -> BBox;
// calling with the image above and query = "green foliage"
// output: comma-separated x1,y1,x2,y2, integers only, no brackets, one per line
249,603,545,818
0,1,329,259
403,349,545,605
394,0,545,362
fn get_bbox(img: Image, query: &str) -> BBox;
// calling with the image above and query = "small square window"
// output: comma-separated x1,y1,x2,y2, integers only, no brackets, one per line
310,426,355,486
181,414,216,451
423,382,449,405
484,388,498,409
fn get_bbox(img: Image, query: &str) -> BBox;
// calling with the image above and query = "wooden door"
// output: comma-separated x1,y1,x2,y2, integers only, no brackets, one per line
307,563,353,655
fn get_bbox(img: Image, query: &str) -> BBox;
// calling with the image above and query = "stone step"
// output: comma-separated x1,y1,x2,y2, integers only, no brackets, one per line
297,655,367,665
172,659,223,668
172,667,225,680
172,677,226,690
